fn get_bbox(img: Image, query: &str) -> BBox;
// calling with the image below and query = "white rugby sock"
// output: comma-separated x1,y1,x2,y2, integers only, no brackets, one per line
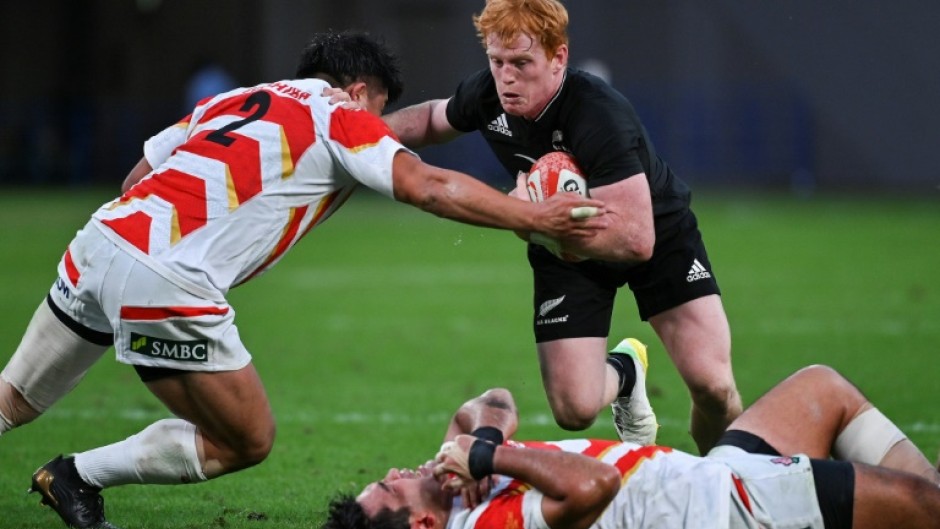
75,418,207,488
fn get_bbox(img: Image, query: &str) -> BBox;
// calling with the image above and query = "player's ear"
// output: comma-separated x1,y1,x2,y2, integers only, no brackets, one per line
345,81,369,104
551,44,568,73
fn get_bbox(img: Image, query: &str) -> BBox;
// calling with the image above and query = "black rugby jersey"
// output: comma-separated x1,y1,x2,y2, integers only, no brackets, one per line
446,68,690,228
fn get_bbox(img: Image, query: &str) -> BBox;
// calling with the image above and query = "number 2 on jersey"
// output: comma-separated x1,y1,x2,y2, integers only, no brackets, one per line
206,91,272,147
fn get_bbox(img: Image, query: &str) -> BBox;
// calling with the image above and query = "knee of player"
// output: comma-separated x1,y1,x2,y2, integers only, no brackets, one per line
794,364,864,403
235,423,276,467
202,419,276,472
793,364,846,388
688,379,740,413
550,403,599,431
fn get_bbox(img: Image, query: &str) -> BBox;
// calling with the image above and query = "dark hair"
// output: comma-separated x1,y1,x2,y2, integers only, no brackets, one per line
296,31,404,104
320,494,410,529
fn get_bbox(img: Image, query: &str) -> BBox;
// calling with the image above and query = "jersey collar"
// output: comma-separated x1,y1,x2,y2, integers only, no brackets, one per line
532,69,568,123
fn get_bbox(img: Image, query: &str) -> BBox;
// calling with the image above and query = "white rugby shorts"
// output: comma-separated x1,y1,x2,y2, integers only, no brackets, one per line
708,445,825,529
49,223,252,372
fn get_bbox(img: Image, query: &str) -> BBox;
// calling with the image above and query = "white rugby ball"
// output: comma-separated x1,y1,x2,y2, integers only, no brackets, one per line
526,152,589,262
526,151,588,202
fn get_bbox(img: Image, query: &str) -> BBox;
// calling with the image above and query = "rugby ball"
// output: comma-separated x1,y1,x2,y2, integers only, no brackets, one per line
526,152,588,202
526,152,589,262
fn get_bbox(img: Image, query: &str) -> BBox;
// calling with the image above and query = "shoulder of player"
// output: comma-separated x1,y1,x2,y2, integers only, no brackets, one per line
561,70,629,112
465,67,497,89
448,69,502,130
558,72,642,137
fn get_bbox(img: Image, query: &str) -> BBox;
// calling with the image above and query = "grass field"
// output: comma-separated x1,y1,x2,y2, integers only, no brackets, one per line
1,188,938,528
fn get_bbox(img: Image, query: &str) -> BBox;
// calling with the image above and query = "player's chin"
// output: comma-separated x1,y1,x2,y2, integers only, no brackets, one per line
429,478,458,504
499,99,526,116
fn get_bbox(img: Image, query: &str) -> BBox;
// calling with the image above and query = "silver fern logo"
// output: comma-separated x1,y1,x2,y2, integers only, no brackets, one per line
539,295,566,317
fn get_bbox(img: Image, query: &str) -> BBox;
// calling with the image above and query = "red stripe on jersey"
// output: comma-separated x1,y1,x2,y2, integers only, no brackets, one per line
192,88,315,186
237,205,308,286
196,93,251,128
194,95,215,108
517,439,626,463
62,248,81,286
517,441,563,451
580,439,621,458
177,131,263,206
258,90,316,175
474,493,526,529
121,169,208,243
612,445,672,480
329,107,398,150
298,189,343,239
101,211,153,254
120,305,229,321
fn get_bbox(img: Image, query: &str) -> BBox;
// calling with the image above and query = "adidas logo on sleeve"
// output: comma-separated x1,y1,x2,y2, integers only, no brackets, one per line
686,259,712,282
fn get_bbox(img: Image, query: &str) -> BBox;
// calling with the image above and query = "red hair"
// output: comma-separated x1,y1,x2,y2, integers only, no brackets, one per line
473,0,569,58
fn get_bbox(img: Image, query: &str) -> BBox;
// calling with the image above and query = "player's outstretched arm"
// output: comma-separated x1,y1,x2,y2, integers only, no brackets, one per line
383,98,462,148
391,151,608,238
436,435,620,529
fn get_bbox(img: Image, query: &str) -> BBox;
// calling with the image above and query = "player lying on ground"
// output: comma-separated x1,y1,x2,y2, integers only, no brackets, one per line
0,30,606,529
326,355,940,529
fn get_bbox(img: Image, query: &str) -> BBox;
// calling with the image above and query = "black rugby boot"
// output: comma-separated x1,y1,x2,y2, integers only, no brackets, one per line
29,455,119,528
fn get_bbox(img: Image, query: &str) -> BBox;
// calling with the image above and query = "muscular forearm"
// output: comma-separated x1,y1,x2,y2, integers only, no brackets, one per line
393,153,607,240
557,213,654,263
491,445,620,529
553,173,654,262
400,167,536,230
383,99,458,148
437,434,621,529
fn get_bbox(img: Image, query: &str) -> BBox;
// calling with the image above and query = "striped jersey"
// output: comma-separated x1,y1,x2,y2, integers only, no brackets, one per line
446,439,738,529
91,78,408,298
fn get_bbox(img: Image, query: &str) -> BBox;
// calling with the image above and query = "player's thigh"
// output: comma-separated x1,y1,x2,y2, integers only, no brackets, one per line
629,208,722,325
727,365,861,458
537,337,609,407
105,259,269,449
144,364,274,452
528,244,617,343
649,295,732,390
851,462,940,529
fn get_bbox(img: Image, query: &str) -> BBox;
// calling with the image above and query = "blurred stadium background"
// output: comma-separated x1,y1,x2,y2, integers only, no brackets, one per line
2,0,939,193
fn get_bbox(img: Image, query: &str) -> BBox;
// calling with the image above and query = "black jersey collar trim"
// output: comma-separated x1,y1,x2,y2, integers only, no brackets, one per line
533,70,567,122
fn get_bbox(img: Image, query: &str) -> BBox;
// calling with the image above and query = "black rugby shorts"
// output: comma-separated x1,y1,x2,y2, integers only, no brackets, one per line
527,210,720,342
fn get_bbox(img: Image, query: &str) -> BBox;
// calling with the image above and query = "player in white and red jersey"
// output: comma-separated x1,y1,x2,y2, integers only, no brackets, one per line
0,31,607,529
339,360,940,529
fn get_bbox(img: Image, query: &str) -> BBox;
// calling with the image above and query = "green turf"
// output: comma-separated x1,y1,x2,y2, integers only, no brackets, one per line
0,188,938,528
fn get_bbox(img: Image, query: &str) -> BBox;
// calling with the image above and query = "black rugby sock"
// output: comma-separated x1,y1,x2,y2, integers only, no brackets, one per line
607,353,637,398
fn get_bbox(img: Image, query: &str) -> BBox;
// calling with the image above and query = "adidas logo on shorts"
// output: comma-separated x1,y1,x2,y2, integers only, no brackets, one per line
686,259,712,282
